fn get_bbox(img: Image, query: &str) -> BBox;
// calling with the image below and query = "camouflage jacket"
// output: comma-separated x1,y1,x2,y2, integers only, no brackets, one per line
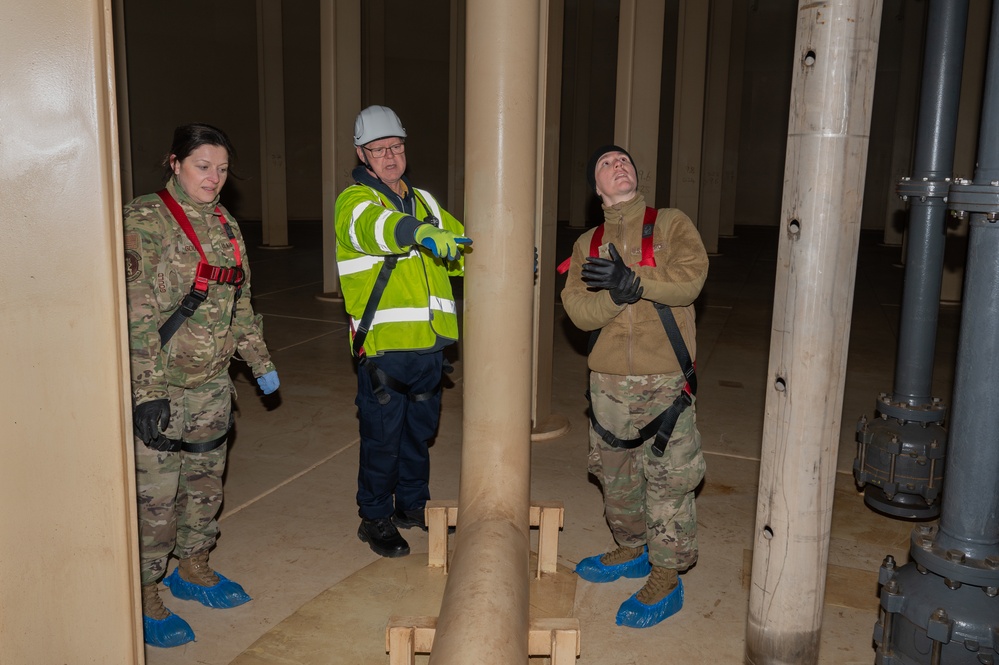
123,177,275,405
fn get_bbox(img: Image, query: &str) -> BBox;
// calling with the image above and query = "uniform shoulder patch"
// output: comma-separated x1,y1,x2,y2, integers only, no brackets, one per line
124,231,142,282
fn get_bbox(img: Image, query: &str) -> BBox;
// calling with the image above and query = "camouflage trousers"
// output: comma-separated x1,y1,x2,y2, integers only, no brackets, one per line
134,372,233,585
588,370,706,570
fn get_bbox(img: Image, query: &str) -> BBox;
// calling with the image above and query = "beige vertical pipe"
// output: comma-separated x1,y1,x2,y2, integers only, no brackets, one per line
719,0,748,238
698,0,734,254
112,0,133,203
745,2,882,664
614,0,665,203
319,0,361,298
566,3,594,228
448,0,466,214
669,0,708,219
256,0,290,249
531,0,570,440
429,0,539,662
1,1,142,662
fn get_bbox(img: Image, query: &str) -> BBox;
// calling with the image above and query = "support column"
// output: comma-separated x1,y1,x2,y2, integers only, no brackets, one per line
698,0,733,254
318,0,361,299
1,1,141,661
566,1,595,228
719,0,748,237
256,0,291,249
429,0,539,661
112,0,132,203
532,0,569,440
746,2,883,663
882,0,926,247
614,0,666,204
447,0,466,215
669,0,708,222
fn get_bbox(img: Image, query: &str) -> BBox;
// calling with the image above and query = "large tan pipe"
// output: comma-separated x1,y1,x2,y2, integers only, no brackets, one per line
429,1,540,662
745,2,883,663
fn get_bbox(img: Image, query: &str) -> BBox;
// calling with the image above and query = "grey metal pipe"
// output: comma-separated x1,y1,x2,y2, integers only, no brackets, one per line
935,0,999,556
893,0,969,404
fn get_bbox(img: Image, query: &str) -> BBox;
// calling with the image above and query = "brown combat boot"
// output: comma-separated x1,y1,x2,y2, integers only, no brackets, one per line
636,565,679,605
178,551,220,587
142,583,171,620
599,544,644,566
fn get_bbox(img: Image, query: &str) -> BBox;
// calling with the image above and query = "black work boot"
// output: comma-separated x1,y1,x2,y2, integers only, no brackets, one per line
358,517,410,557
392,507,428,531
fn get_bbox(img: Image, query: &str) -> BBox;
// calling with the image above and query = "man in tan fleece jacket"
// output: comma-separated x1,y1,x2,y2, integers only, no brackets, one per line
561,145,708,629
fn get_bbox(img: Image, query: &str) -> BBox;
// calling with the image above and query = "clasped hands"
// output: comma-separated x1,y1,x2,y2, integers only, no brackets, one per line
581,243,643,305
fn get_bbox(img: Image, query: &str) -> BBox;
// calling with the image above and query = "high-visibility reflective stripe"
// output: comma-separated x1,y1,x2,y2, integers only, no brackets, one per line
348,200,394,253
350,298,457,329
338,249,418,276
429,295,457,314
415,187,442,221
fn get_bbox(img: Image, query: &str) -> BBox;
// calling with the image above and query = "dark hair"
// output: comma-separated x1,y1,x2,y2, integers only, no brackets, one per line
161,123,237,181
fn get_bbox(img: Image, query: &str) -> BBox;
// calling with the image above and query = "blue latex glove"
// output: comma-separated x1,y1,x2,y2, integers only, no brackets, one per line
257,370,280,395
414,224,471,261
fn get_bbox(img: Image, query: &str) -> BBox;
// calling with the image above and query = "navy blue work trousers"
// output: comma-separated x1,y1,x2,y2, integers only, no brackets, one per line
355,350,443,520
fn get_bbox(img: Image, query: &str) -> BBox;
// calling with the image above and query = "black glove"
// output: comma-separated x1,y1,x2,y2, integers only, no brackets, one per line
133,399,172,450
581,243,644,305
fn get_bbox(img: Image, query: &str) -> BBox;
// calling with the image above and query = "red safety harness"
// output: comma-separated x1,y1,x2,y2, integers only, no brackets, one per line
559,206,696,457
556,206,658,274
155,189,245,345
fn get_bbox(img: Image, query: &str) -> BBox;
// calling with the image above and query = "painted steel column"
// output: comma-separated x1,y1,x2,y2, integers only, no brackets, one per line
746,2,883,664
699,0,733,254
428,0,539,662
614,0,666,204
883,0,926,247
318,0,360,299
256,0,290,249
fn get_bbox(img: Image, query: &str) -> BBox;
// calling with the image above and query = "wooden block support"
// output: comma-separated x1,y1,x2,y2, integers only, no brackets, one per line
425,500,564,576
386,616,580,664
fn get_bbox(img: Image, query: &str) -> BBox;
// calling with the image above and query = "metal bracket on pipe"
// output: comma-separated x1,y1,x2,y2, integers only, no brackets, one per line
947,178,999,218
897,175,952,202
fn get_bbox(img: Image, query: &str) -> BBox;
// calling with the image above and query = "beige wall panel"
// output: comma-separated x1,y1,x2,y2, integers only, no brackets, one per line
0,1,141,663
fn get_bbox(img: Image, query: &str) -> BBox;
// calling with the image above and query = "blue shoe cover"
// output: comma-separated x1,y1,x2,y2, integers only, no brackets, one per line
575,547,651,583
142,612,195,648
615,577,684,628
163,567,251,609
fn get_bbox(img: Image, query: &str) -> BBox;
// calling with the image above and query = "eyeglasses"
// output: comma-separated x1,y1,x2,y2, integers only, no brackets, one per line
363,142,406,158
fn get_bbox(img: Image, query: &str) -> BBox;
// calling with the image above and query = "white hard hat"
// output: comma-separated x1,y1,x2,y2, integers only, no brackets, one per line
353,105,407,146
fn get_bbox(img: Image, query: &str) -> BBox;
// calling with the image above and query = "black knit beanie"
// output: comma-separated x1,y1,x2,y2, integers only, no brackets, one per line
586,145,635,192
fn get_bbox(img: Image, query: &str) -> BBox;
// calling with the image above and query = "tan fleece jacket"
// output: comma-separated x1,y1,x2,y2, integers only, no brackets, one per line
561,193,708,376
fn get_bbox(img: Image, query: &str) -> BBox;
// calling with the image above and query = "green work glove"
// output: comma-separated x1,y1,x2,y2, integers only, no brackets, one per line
414,224,472,261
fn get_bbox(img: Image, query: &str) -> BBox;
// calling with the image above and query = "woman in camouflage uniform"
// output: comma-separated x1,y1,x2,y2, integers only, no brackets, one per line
123,124,279,648
562,146,708,629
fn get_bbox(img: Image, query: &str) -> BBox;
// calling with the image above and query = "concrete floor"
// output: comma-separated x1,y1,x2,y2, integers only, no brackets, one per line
143,221,958,665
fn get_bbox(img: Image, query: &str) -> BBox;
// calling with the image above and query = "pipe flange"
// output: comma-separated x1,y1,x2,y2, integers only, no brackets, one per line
877,393,947,424
909,525,999,588
948,179,999,215
897,176,951,201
